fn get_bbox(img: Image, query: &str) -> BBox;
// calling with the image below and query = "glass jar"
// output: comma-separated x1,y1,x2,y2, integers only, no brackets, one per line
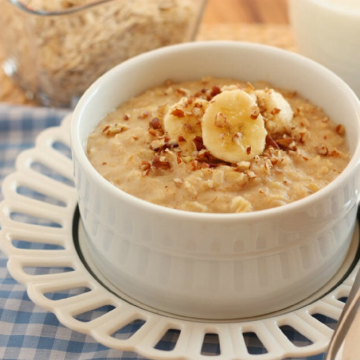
0,0,207,107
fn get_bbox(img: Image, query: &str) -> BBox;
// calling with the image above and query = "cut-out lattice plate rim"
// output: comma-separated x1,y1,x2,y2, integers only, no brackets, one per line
0,114,359,360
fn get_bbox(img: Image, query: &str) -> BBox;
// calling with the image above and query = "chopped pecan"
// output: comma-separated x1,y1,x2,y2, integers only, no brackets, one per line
183,123,193,133
210,85,221,98
335,124,345,135
187,97,195,105
140,161,151,171
266,135,280,149
138,110,150,119
197,149,211,161
176,88,188,96
193,136,206,151
173,178,184,185
171,108,185,118
103,124,129,136
123,114,130,121
232,132,243,145
246,146,252,155
247,82,255,90
150,138,165,150
316,144,329,156
215,112,227,128
189,160,199,171
178,135,186,142
250,107,260,119
276,138,294,149
192,107,202,117
271,108,281,115
152,155,170,170
150,117,161,130
148,128,158,137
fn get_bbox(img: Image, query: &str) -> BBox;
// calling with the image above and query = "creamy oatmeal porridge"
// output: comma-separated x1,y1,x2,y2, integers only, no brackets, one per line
87,77,350,213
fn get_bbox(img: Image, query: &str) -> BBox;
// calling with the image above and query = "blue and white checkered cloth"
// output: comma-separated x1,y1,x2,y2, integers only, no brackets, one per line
0,105,330,360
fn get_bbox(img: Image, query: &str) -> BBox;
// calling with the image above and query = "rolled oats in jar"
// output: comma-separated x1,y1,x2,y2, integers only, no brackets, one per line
0,0,206,107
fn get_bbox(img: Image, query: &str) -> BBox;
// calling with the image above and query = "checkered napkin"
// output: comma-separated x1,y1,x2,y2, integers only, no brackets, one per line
0,105,329,360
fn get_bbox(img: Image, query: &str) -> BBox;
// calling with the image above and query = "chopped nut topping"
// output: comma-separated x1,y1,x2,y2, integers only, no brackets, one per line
193,136,206,151
152,155,170,170
266,135,280,149
210,85,221,98
123,114,130,121
183,123,193,133
176,88,190,96
148,128,158,137
140,161,151,172
103,124,129,136
215,112,227,128
138,110,150,119
182,156,193,163
150,138,165,150
173,178,184,185
192,107,202,117
288,141,297,151
246,82,255,90
246,170,257,179
171,108,185,117
102,162,107,165
316,144,329,156
271,108,281,115
250,106,260,119
246,146,252,155
236,161,251,170
178,135,186,142
232,132,243,145
276,138,295,149
335,124,345,135
150,117,161,129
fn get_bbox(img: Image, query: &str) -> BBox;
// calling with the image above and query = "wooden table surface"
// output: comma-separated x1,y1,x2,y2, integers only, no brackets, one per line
203,0,289,24
0,0,293,106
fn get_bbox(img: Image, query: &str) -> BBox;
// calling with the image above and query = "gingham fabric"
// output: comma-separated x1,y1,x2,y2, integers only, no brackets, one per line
0,105,331,360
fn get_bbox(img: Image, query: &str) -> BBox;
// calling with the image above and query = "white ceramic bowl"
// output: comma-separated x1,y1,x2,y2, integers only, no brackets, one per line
71,41,360,320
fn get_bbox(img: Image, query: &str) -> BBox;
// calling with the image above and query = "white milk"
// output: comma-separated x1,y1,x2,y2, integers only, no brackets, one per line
288,0,360,97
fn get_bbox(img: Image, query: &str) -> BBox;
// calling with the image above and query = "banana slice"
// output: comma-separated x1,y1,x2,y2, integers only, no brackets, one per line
202,90,267,163
164,98,208,154
255,89,293,130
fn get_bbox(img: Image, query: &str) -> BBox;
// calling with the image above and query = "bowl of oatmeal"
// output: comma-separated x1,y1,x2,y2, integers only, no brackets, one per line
71,41,360,319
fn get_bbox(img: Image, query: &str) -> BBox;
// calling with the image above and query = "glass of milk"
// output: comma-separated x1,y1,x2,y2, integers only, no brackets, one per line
288,0,360,98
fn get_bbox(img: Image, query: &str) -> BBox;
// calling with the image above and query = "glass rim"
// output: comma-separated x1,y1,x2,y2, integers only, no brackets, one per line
7,0,119,16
